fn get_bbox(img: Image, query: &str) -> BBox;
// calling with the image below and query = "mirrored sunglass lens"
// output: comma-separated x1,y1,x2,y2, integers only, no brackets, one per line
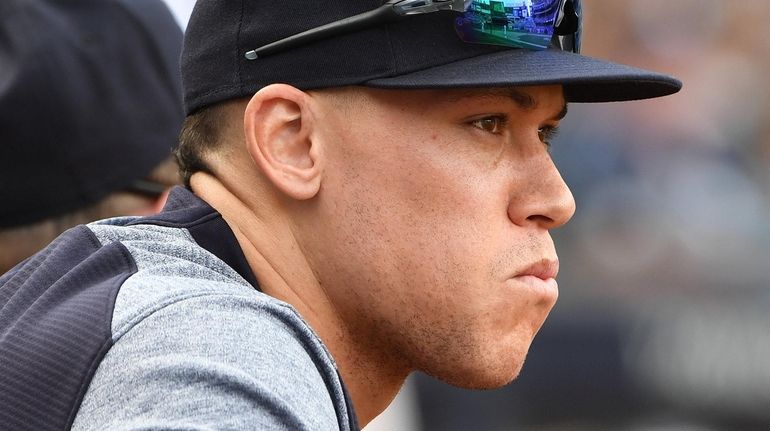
572,0,581,52
454,0,567,50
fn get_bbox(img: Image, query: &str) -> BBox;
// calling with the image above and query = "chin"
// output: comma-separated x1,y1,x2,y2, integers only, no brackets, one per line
428,352,528,390
410,316,540,390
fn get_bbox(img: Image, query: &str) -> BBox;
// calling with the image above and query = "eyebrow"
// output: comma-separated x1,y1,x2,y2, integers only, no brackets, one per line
445,88,569,121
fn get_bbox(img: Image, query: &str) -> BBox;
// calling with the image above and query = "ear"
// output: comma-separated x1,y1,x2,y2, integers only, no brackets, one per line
126,188,170,216
243,84,322,200
149,188,171,213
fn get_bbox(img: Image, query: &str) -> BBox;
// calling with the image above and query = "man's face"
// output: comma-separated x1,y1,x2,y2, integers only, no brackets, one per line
302,85,575,388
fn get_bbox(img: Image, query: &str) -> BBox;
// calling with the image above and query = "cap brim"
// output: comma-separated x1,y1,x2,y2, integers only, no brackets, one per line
363,48,681,103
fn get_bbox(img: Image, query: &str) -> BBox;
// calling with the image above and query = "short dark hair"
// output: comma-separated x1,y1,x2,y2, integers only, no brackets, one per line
176,104,229,187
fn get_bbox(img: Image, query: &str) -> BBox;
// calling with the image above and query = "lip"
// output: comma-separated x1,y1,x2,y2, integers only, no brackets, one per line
509,259,560,297
516,259,559,281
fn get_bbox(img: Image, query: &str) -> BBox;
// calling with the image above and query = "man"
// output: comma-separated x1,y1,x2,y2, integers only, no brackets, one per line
0,0,184,273
0,1,681,430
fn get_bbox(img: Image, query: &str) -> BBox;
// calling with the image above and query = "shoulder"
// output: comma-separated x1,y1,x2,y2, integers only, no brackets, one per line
2,217,353,431
74,291,345,430
71,222,351,431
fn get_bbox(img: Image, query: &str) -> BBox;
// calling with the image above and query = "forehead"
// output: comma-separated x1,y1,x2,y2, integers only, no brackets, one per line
335,85,566,116
442,85,564,107
441,85,568,118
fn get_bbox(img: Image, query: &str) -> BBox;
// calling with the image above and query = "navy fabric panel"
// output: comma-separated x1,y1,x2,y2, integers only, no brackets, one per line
185,214,261,290
0,226,136,431
130,186,260,290
339,371,361,431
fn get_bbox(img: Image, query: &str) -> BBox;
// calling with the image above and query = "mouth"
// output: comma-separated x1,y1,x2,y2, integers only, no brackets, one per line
517,259,559,281
509,259,560,298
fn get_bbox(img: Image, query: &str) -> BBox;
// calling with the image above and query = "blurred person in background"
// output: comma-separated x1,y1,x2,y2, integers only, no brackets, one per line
416,1,770,430
0,0,184,273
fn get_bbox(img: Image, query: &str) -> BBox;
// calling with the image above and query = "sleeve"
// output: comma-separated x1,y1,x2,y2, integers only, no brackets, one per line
70,293,342,431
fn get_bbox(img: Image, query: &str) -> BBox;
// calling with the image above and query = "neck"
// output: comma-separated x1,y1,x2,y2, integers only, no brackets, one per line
189,172,406,426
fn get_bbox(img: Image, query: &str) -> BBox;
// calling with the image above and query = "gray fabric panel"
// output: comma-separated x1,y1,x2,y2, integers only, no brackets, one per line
0,226,134,431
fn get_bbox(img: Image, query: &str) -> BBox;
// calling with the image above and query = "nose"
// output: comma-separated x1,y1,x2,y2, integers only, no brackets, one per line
507,153,576,230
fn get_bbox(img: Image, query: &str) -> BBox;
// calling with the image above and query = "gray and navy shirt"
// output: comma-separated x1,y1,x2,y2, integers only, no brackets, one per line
0,187,359,431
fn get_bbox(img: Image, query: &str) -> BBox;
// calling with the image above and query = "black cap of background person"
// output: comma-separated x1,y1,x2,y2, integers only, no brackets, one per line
0,0,183,228
181,0,681,115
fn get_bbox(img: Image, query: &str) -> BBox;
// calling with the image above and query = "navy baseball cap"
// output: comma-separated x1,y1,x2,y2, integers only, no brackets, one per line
0,0,183,228
181,0,681,115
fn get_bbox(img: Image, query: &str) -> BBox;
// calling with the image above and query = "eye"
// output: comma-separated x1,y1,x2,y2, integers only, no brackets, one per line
538,125,560,150
470,115,507,135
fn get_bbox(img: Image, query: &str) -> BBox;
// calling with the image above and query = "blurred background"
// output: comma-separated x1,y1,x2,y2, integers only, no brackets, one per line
163,1,770,430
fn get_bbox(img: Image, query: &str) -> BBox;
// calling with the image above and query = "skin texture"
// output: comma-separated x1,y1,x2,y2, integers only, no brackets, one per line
190,84,575,425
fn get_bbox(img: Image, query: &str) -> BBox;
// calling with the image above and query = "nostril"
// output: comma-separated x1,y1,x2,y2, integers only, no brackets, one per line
525,214,556,226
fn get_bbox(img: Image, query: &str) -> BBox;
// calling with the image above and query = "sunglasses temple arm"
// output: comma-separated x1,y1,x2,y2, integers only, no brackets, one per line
246,5,401,59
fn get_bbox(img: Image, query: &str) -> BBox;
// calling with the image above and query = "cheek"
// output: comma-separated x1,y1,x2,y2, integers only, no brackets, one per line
333,125,514,285
320,119,534,291
316,163,505,337
375,171,504,291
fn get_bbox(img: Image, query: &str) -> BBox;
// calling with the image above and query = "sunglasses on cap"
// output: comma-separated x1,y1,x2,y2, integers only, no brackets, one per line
245,0,581,61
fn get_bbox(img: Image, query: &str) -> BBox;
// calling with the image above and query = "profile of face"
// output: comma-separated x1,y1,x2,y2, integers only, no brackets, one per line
300,85,576,388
